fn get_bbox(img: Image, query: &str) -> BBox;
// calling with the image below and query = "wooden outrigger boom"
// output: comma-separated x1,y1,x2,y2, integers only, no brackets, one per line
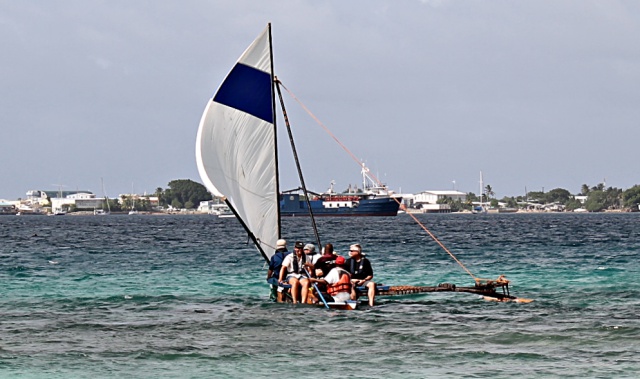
360,276,532,303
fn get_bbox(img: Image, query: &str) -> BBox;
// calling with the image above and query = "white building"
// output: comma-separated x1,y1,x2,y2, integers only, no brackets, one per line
574,195,588,204
412,190,467,213
414,190,467,205
198,198,226,213
23,190,102,212
51,192,104,211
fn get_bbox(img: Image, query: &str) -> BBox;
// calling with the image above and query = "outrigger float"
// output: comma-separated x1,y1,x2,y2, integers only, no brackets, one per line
195,24,532,309
373,278,532,304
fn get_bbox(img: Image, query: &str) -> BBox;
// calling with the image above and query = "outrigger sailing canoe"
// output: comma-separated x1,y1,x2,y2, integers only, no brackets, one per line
195,24,531,309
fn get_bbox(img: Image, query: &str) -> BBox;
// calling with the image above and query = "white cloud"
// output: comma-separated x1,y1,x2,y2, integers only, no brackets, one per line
418,0,451,8
90,56,112,70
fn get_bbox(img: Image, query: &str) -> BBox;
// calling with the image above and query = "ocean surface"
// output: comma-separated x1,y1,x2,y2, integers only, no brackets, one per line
1,213,638,378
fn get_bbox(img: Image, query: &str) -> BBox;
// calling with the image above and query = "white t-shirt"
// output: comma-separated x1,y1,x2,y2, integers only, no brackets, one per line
281,253,311,276
323,267,346,285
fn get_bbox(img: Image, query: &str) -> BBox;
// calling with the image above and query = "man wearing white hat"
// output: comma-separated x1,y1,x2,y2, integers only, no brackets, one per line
266,239,290,301
346,243,377,307
303,243,321,268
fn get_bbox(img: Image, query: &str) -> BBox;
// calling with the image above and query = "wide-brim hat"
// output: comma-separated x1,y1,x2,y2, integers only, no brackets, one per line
276,239,286,248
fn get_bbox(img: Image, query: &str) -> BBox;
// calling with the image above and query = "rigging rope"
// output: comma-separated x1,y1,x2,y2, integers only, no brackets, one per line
279,81,485,283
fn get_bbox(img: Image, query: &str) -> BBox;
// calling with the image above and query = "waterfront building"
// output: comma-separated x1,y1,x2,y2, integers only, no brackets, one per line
412,190,467,213
197,198,225,213
24,189,104,212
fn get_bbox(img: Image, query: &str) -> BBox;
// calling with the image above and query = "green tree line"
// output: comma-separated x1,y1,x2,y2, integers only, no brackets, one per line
119,179,213,211
155,179,213,210
522,183,638,212
436,183,640,212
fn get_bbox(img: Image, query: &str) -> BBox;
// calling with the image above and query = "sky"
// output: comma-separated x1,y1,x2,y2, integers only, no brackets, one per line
1,0,639,200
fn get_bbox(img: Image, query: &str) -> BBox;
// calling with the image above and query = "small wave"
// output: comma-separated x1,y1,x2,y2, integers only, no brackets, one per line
73,274,104,281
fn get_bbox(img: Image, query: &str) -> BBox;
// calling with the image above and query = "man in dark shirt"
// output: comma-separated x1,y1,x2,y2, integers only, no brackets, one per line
314,243,337,278
266,239,289,301
346,243,376,307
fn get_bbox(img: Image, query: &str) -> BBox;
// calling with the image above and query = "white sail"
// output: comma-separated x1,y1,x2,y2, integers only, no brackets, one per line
196,25,278,260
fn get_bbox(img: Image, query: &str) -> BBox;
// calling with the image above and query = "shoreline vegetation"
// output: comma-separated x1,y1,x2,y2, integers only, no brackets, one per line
428,182,640,214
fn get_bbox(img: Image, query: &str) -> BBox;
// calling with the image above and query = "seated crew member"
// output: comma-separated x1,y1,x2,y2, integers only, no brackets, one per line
303,243,321,271
314,243,337,278
278,241,312,304
346,243,377,307
302,243,321,303
266,239,290,302
310,256,352,302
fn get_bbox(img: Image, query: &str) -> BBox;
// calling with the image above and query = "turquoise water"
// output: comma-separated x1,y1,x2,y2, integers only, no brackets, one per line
1,213,638,378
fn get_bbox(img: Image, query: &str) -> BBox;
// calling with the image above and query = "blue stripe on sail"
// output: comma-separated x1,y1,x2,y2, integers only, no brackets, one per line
213,63,273,123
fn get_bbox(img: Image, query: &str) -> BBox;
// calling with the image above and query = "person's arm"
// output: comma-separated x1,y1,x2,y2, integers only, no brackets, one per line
278,262,287,283
354,260,373,285
303,255,315,269
309,277,327,285
267,257,274,279
353,277,371,286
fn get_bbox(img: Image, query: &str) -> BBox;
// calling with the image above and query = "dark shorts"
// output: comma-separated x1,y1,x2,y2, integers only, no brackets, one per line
356,280,375,288
354,281,377,295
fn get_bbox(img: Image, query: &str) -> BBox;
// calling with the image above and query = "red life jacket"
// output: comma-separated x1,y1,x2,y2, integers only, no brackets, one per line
327,270,352,296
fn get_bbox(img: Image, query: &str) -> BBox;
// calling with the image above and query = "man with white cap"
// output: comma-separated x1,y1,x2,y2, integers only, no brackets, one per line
303,243,321,268
266,239,290,301
346,243,377,307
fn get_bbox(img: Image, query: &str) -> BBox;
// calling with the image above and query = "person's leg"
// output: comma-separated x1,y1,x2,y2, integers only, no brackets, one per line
366,281,376,306
300,277,310,304
290,277,300,303
267,278,278,301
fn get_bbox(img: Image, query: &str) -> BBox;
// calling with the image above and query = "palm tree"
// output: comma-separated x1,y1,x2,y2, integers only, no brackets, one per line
155,187,164,206
581,184,589,195
484,185,495,200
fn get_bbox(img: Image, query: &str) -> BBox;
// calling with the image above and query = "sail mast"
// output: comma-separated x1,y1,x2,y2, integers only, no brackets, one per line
268,23,282,240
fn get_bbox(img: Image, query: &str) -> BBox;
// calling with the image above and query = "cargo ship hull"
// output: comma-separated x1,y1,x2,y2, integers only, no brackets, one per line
280,194,401,217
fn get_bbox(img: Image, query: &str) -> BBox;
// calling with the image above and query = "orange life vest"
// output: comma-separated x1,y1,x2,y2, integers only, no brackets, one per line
327,270,352,296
